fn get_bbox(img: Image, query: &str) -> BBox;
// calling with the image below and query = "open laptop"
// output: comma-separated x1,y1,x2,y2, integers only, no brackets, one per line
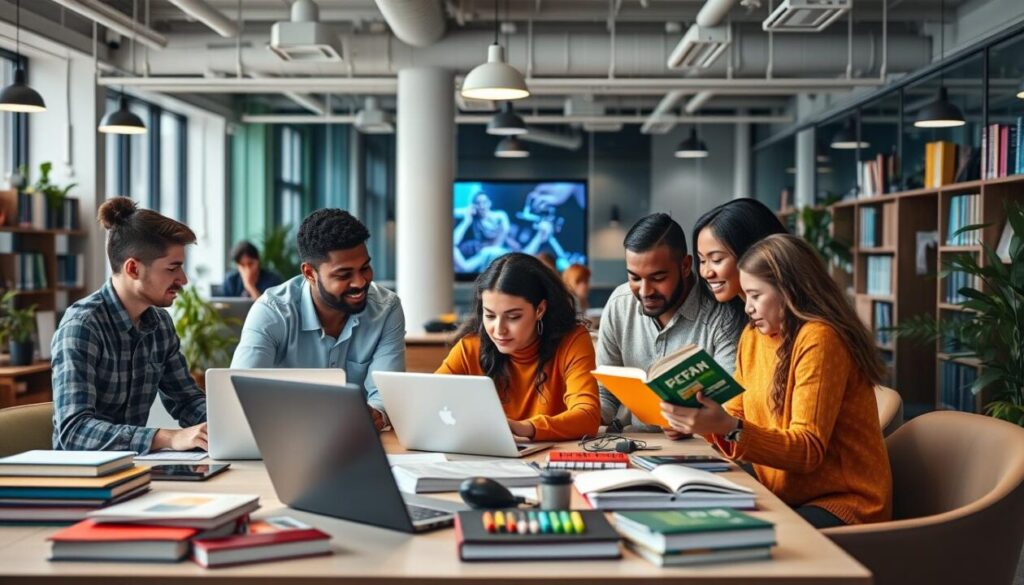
372,371,553,458
231,376,462,533
207,368,347,460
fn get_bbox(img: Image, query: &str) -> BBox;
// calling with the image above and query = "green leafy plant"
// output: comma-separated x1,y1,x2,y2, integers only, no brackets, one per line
0,290,36,343
798,199,851,272
172,287,240,375
895,202,1024,426
259,224,300,279
27,162,77,211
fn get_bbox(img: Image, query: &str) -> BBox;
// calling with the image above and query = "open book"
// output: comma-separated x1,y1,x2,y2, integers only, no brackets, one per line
574,465,755,510
592,344,743,427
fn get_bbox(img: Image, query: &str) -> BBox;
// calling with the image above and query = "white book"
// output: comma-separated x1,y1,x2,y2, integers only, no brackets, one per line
391,460,539,494
575,466,755,510
997,220,1015,263
88,491,259,529
0,450,135,477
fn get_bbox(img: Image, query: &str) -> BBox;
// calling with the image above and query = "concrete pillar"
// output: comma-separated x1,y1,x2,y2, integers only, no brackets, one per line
733,119,751,199
395,67,455,333
795,128,816,209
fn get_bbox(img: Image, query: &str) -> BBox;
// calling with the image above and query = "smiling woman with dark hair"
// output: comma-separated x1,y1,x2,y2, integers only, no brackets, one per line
437,253,600,441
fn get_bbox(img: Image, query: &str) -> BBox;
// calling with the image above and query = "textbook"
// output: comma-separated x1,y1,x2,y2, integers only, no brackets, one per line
613,509,775,554
455,510,621,561
0,451,134,477
629,455,731,473
391,461,540,494
49,517,242,562
88,491,260,530
546,451,629,470
574,466,754,510
592,344,743,427
192,516,332,568
0,466,151,501
0,485,151,523
626,541,772,567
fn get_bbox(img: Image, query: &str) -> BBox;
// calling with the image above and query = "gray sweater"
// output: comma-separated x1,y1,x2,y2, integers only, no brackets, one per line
596,282,743,431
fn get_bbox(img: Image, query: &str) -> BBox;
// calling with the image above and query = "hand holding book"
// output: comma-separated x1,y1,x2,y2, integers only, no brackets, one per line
660,391,740,437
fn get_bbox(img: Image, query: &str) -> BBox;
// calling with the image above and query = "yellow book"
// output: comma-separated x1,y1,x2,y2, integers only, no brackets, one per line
0,465,147,489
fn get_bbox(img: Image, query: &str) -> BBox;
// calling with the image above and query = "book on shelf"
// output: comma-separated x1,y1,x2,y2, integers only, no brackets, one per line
944,270,980,304
925,141,957,188
390,460,540,494
614,508,776,556
88,491,260,530
0,451,135,478
946,194,982,246
857,152,897,198
997,220,1015,263
865,256,893,296
546,451,629,470
591,344,743,427
574,466,755,510
0,191,81,231
873,302,893,346
858,204,896,248
940,360,978,413
49,516,243,562
454,510,621,561
628,455,730,473
982,120,1024,179
192,516,332,568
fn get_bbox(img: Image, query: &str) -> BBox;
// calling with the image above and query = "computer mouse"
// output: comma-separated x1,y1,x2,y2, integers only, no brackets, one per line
459,477,521,509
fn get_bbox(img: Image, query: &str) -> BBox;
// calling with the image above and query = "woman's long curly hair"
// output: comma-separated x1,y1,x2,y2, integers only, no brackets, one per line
738,235,885,417
456,253,589,400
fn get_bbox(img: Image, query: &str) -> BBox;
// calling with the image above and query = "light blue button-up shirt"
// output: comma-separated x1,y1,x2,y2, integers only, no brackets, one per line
230,276,406,412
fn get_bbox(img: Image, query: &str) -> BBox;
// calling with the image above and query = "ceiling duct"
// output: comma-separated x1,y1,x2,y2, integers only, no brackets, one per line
270,0,342,62
520,127,583,151
166,0,239,38
354,97,394,134
667,24,730,69
373,0,446,48
563,96,605,118
763,0,850,32
48,0,167,49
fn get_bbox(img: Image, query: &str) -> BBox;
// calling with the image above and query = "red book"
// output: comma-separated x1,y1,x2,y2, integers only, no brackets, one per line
192,516,331,568
49,519,198,562
546,451,629,470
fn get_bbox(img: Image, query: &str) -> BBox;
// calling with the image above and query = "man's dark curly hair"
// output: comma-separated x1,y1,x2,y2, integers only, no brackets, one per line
297,209,371,266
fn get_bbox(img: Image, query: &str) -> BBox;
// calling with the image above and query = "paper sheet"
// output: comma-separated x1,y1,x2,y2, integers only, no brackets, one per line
134,450,209,461
386,453,448,466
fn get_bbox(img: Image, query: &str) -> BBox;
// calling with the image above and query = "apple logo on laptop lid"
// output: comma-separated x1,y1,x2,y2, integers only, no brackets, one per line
438,406,457,426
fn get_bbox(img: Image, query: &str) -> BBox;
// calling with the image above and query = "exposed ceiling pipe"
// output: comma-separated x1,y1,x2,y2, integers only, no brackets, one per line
249,73,326,115
373,0,446,47
241,113,795,125
684,90,716,113
166,0,239,37
520,127,583,150
48,0,168,49
696,0,739,27
640,90,687,134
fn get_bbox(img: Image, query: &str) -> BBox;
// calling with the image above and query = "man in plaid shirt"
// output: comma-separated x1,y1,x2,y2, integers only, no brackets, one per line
51,197,207,453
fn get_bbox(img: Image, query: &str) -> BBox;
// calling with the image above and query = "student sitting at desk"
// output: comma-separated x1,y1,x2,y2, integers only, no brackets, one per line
660,234,892,528
221,240,284,299
437,253,600,441
51,198,208,453
231,209,404,431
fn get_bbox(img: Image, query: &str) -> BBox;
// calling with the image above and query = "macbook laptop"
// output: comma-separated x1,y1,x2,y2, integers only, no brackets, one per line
231,376,461,533
372,371,553,458
207,368,347,460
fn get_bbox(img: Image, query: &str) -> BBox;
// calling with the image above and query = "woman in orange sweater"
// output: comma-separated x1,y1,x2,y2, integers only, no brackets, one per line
661,234,892,528
437,253,600,441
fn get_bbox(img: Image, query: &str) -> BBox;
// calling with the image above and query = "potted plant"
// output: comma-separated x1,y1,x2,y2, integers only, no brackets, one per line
171,286,240,389
798,197,851,273
259,224,300,279
0,291,36,366
895,202,1024,426
27,161,76,217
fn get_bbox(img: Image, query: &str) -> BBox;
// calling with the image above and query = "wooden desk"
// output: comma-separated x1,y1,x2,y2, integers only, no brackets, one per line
405,332,455,373
0,434,871,584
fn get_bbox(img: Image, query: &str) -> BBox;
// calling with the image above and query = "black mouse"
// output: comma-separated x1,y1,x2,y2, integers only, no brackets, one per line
459,477,522,509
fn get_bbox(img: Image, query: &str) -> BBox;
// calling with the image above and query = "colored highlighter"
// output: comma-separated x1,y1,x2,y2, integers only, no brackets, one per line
537,510,551,533
517,513,529,534
494,511,506,533
570,511,586,534
527,511,540,534
506,511,518,533
549,511,562,534
559,511,573,533
482,511,496,533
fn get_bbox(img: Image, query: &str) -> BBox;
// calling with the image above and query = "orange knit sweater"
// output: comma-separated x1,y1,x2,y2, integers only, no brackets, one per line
707,321,892,525
436,325,601,441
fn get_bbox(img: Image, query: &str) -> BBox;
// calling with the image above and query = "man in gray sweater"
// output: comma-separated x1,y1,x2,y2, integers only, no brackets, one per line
597,213,743,435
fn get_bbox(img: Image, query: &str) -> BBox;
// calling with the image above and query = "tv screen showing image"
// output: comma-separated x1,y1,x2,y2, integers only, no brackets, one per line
453,180,588,280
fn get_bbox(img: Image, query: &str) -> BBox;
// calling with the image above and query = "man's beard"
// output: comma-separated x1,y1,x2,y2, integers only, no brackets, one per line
317,278,369,314
634,275,686,319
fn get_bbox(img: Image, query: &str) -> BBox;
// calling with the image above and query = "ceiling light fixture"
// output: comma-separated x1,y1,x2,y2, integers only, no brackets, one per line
830,117,869,149
99,0,146,134
494,136,529,158
674,127,709,158
460,0,529,101
914,0,965,128
0,0,46,113
486,102,527,135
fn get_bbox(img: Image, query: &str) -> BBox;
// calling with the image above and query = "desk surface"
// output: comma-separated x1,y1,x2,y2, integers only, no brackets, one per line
0,434,871,585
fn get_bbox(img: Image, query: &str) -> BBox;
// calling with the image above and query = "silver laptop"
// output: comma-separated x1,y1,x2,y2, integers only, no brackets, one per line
372,371,553,458
232,376,461,533
207,368,347,460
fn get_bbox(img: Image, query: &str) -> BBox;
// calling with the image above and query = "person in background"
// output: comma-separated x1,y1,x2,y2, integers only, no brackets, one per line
437,253,600,441
661,234,892,528
562,263,592,313
231,209,404,431
51,197,207,453
597,213,741,434
221,240,284,299
535,251,558,273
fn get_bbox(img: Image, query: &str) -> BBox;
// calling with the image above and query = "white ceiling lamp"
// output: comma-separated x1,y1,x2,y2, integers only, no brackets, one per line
0,0,46,113
354,97,394,134
914,0,964,128
460,0,529,101
667,24,730,69
99,0,146,134
763,0,850,32
830,117,869,149
674,127,709,158
495,136,529,158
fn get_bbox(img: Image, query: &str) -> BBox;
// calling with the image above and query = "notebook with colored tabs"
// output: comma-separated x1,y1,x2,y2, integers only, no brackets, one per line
455,510,620,561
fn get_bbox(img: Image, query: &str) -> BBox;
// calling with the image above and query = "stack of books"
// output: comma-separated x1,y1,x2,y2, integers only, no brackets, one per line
573,466,755,510
946,193,982,246
193,516,332,568
614,509,776,567
857,152,897,197
391,460,540,494
0,451,150,523
48,491,260,562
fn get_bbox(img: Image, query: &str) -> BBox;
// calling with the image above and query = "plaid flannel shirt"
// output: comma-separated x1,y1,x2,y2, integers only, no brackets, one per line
51,281,206,453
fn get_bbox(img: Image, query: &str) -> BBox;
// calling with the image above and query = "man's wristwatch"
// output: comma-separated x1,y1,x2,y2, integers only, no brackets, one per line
725,419,744,443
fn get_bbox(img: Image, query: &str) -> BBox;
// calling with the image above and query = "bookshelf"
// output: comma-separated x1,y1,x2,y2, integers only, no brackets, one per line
0,189,88,409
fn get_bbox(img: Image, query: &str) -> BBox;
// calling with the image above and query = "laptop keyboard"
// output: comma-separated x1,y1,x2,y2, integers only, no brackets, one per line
407,504,450,521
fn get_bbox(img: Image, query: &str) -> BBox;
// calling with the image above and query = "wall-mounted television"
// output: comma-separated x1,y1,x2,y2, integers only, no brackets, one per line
453,180,588,280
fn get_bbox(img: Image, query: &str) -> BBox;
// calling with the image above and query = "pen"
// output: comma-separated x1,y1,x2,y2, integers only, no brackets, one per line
494,510,506,533
482,511,496,533
570,511,585,533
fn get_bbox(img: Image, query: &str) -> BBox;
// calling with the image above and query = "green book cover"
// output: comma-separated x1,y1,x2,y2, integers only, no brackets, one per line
646,348,743,408
615,509,772,535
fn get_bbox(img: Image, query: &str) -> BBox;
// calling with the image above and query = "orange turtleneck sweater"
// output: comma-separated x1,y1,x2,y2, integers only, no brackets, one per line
435,325,601,441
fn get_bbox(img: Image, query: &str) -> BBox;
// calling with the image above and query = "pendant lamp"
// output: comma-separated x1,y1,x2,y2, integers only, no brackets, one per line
914,0,964,128
99,0,147,134
674,127,709,158
0,0,46,113
461,0,529,101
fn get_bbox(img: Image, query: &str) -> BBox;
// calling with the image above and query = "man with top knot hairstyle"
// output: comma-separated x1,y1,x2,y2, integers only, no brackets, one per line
51,197,208,453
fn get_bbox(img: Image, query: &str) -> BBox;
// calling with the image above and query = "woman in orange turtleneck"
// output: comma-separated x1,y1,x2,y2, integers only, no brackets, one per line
436,253,600,441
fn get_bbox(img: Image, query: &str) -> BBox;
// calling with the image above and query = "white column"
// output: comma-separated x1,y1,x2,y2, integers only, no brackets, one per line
396,67,455,334
733,119,751,199
795,128,816,209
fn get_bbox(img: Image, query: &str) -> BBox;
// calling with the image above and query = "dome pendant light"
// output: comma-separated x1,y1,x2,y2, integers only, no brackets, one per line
494,136,529,158
487,102,527,136
914,0,964,128
674,127,709,158
830,117,869,149
99,0,147,135
461,0,529,101
0,0,46,113
1017,79,1024,100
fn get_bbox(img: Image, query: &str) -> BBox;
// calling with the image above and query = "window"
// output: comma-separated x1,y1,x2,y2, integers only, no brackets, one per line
104,92,187,220
0,50,28,181
277,126,304,231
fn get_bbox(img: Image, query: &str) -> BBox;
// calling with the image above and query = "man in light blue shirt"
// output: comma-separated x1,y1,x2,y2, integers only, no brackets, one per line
231,209,405,430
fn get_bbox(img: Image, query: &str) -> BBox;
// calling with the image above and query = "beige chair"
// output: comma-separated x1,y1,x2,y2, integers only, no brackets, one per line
874,385,903,437
0,402,54,457
823,411,1024,585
